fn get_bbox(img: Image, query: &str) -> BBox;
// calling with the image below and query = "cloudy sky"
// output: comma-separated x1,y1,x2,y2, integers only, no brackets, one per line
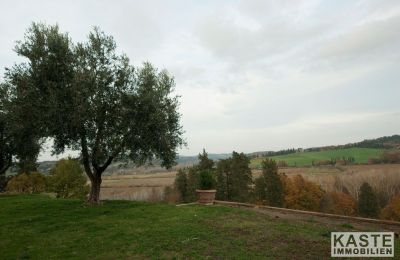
1,0,399,160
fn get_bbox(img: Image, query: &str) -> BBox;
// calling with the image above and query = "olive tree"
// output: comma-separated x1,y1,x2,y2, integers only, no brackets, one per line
4,23,184,203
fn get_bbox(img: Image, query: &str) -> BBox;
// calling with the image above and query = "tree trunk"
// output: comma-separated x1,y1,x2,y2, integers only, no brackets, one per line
88,175,102,203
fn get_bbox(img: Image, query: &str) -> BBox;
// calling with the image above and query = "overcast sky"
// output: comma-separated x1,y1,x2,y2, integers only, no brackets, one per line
1,0,399,160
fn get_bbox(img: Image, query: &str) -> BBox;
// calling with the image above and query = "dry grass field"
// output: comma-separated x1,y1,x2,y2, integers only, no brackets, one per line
100,164,400,202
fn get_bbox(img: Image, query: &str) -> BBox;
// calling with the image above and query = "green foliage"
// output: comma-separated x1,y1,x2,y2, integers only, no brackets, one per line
262,159,284,207
253,175,267,204
6,172,46,193
3,23,184,202
174,169,187,202
358,182,380,218
197,149,214,171
215,151,252,202
185,167,200,202
198,170,215,190
47,159,89,199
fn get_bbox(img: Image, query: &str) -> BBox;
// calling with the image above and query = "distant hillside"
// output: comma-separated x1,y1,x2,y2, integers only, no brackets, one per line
17,134,399,174
248,135,400,159
250,148,383,168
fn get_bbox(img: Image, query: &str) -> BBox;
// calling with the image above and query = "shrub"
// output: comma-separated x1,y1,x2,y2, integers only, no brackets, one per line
358,182,379,218
321,192,356,216
380,195,400,221
6,172,46,193
163,186,180,204
47,159,89,199
283,175,325,211
199,170,215,190
174,169,187,202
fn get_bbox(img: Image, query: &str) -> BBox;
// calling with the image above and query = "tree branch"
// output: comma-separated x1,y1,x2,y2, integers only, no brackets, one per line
80,131,95,181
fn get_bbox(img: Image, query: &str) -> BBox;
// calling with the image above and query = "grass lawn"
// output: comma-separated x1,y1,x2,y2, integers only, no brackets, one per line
1,194,398,259
250,148,383,168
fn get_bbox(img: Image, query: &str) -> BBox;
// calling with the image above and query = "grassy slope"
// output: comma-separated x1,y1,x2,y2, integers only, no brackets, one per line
1,195,399,259
251,148,383,168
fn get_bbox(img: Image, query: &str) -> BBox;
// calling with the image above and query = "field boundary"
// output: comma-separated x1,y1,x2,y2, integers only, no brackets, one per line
213,200,400,228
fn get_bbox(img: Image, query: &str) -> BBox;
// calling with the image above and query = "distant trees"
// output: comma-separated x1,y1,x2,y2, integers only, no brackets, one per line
2,23,184,203
358,182,380,218
173,150,214,202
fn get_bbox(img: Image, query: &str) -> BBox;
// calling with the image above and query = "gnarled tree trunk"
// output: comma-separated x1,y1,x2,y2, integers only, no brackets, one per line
88,175,102,203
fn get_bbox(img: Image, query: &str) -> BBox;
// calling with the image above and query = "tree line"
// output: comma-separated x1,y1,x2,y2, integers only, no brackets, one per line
168,151,400,221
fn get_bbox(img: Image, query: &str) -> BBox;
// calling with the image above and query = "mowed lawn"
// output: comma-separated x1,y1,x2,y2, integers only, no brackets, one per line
251,148,383,168
1,195,398,259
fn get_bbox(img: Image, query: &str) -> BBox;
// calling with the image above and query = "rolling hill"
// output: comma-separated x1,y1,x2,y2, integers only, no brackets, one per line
250,147,383,168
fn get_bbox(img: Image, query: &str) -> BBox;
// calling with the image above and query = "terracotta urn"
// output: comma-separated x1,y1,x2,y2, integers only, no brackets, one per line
196,189,217,204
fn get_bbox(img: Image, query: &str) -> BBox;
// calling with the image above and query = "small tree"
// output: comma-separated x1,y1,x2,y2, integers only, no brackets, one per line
185,167,200,202
47,158,90,199
262,159,284,207
283,175,325,211
197,149,214,171
358,182,379,218
321,192,356,216
174,168,187,202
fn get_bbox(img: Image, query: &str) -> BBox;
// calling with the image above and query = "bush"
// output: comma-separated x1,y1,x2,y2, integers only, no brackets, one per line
6,172,46,193
199,170,215,190
358,182,379,218
321,192,356,216
163,186,180,204
0,174,12,192
174,169,188,202
380,195,400,221
47,159,89,199
283,175,325,211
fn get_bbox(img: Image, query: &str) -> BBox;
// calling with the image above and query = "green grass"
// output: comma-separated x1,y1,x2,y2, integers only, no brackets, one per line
251,148,383,168
1,194,398,259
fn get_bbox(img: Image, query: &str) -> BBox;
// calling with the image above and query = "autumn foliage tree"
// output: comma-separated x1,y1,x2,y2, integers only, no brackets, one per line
283,175,325,211
380,195,400,221
3,23,184,203
321,192,357,216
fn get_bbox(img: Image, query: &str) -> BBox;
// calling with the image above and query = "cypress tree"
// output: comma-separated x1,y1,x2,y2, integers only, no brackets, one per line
358,182,379,218
262,159,284,207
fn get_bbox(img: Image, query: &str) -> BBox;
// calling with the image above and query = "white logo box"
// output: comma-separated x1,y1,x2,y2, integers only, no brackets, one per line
331,232,394,257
